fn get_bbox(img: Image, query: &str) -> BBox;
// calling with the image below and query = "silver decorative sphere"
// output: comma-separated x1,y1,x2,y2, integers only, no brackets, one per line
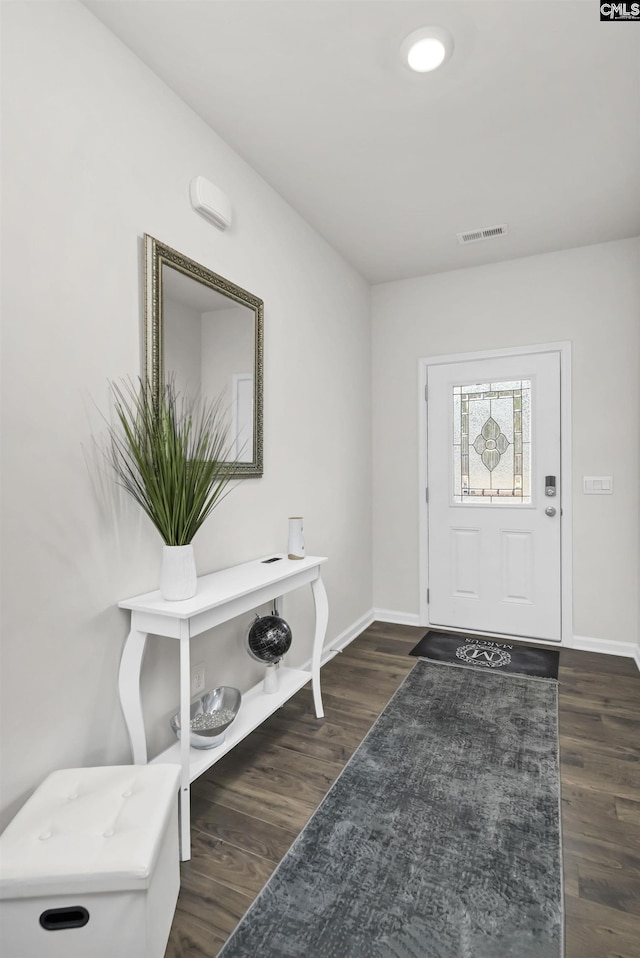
246,614,292,664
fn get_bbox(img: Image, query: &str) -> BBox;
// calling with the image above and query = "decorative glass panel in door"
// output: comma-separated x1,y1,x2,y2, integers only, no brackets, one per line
453,381,531,503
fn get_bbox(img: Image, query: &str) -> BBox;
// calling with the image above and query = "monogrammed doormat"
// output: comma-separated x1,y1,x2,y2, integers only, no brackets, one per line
409,630,559,679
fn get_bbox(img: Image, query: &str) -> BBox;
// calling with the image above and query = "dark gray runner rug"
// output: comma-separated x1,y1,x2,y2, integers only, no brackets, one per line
218,660,563,958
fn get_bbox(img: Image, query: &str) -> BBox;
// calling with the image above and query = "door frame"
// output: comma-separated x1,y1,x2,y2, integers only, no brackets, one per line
230,371,254,461
418,341,573,645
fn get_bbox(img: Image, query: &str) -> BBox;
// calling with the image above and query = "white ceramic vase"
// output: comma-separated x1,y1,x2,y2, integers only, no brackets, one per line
287,516,305,560
160,544,197,601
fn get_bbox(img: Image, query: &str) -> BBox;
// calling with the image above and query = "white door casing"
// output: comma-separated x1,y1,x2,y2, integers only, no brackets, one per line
418,344,572,644
231,372,253,463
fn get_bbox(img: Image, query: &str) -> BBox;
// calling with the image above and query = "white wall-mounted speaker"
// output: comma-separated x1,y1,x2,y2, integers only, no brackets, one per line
189,176,232,230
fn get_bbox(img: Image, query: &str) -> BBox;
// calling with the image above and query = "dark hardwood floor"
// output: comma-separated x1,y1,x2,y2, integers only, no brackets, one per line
166,622,640,958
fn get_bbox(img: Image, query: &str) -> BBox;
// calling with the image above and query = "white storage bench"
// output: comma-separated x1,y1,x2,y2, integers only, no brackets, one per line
0,764,181,958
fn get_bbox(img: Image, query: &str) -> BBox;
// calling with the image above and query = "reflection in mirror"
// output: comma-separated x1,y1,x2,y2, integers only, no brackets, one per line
162,268,256,462
144,235,263,476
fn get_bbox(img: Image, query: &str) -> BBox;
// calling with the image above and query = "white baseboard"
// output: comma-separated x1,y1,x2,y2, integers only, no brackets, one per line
328,609,377,655
571,633,640,667
298,609,376,673
372,608,422,627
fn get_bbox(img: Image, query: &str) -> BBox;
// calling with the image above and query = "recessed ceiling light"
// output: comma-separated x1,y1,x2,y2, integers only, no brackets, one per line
401,27,454,73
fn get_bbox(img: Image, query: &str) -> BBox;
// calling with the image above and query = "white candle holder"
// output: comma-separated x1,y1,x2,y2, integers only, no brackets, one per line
288,516,305,560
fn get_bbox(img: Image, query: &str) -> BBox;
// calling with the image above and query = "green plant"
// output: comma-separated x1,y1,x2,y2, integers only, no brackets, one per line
106,378,237,546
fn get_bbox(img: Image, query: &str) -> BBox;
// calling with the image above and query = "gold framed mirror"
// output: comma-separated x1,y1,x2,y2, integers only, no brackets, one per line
144,234,263,477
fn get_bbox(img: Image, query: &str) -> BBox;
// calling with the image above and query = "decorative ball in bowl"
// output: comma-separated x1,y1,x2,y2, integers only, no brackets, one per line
170,686,242,749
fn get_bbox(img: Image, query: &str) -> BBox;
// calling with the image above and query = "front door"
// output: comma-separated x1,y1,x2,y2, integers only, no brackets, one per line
427,350,562,642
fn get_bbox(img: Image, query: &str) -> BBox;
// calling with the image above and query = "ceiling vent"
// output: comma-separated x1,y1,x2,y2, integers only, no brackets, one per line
456,223,508,245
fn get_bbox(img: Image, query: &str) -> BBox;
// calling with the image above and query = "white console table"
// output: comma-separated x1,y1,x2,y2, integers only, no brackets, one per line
118,554,329,859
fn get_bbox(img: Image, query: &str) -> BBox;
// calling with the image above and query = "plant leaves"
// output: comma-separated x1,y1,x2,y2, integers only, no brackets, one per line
104,378,238,545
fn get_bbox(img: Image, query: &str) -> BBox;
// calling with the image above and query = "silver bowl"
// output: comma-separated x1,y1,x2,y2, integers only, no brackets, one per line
170,686,242,749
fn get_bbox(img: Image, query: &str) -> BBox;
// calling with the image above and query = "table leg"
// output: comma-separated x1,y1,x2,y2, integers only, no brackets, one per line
310,575,329,718
179,628,192,860
118,628,149,764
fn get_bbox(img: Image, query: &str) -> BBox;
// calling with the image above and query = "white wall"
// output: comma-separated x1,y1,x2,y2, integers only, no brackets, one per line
372,239,640,649
0,2,372,826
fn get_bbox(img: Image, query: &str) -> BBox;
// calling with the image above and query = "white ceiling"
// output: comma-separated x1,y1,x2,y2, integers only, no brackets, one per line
84,0,640,284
